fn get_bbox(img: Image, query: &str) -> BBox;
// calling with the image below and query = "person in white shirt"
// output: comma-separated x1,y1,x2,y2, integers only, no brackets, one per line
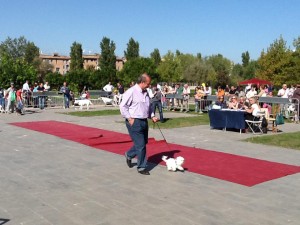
44,81,50,91
22,80,31,92
103,82,114,96
246,86,257,99
182,84,190,112
277,84,289,98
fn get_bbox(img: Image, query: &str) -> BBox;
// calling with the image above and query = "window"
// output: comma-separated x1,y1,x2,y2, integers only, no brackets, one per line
56,68,60,72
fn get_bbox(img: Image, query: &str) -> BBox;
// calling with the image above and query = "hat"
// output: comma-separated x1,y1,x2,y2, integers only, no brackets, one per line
10,82,14,85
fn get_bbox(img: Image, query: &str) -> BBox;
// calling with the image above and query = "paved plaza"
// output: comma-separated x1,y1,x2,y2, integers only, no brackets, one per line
0,107,300,225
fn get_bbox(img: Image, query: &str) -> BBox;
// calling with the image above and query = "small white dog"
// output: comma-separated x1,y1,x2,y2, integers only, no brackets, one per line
74,99,93,110
162,155,185,172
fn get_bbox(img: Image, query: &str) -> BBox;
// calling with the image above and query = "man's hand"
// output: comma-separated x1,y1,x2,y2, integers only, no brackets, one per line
152,117,159,123
128,118,135,126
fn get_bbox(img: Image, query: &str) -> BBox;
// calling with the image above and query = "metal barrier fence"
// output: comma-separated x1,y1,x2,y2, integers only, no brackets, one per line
22,91,113,109
164,94,300,120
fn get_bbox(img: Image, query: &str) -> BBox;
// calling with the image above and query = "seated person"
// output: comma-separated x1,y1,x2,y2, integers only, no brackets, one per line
227,96,238,109
245,97,261,121
237,97,246,109
215,96,227,109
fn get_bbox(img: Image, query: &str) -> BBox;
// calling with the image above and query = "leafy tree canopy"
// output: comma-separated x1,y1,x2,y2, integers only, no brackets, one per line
124,37,139,61
99,37,116,84
70,42,84,71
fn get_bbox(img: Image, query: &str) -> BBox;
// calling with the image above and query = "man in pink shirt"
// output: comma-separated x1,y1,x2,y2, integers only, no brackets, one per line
120,73,159,175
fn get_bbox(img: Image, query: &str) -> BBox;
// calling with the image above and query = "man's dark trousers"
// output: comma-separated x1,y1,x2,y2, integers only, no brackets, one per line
125,119,148,171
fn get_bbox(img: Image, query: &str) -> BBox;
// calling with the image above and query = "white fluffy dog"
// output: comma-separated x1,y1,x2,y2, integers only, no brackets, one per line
74,99,93,110
162,155,185,172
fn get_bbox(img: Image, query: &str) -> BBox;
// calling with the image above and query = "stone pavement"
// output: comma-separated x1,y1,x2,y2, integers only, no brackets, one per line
0,107,300,225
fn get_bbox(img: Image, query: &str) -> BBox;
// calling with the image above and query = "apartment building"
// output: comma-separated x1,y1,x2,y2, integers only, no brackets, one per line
39,53,125,74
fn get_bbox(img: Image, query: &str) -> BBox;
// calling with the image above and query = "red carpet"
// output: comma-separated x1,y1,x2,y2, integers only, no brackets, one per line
10,121,300,187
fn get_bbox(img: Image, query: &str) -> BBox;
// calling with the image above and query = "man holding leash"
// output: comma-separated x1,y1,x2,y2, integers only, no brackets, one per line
120,73,159,175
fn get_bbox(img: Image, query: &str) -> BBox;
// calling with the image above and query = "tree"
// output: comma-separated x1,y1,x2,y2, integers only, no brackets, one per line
70,42,84,71
243,60,258,80
37,60,54,82
45,72,64,91
117,57,157,86
157,51,182,82
184,60,216,85
99,37,116,86
124,37,139,60
206,54,231,87
0,36,28,60
241,51,250,67
0,36,39,86
257,36,293,85
150,48,161,67
24,42,40,65
65,69,91,94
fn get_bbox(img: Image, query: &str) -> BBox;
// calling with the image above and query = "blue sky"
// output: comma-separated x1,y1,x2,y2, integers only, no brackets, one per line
1,0,299,63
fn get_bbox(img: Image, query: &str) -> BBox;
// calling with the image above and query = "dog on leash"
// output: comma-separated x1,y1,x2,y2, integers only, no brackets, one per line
74,99,93,110
162,155,185,172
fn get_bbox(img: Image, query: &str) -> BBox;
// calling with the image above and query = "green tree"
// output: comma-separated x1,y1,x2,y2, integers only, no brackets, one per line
150,48,161,67
70,42,84,71
157,51,182,83
124,37,139,60
45,72,64,91
99,37,117,85
243,60,258,80
241,51,250,67
0,36,39,86
24,42,40,65
184,60,216,85
285,36,300,85
65,69,91,94
206,54,231,87
257,36,293,86
117,57,156,86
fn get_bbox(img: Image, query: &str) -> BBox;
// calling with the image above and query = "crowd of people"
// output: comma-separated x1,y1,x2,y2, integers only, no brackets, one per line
0,80,75,114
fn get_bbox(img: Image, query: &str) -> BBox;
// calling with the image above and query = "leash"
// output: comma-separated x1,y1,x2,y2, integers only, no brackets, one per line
153,122,172,151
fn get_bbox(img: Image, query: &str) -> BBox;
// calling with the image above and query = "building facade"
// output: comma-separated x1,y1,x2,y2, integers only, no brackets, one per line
39,53,125,74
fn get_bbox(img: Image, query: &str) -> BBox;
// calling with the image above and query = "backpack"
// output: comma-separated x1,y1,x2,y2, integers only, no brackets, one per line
10,92,16,102
275,113,284,125
261,116,268,128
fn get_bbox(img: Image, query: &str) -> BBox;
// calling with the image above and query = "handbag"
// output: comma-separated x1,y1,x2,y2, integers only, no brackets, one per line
275,113,284,125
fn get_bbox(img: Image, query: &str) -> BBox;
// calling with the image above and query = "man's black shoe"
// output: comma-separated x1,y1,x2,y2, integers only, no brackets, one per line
138,170,150,175
125,153,133,168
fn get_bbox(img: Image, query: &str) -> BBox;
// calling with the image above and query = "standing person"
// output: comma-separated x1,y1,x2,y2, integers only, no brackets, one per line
103,81,114,96
182,83,190,112
37,82,45,110
151,87,164,122
0,86,5,112
5,83,16,113
16,87,24,115
292,84,300,118
60,82,70,109
22,80,31,106
120,73,159,175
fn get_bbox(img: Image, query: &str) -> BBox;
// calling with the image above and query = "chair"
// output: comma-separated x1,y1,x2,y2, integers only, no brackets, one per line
260,108,277,132
245,111,265,134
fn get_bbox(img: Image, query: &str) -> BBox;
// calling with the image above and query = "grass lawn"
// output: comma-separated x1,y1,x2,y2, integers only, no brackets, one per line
61,108,210,128
151,114,210,129
244,132,300,150
61,109,121,117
